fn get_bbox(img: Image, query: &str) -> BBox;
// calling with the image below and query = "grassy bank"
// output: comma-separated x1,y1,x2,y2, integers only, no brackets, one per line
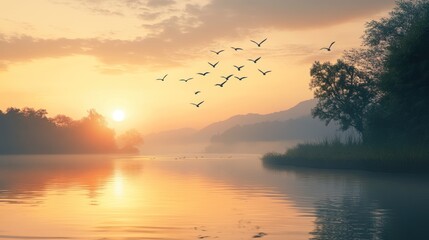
262,139,429,173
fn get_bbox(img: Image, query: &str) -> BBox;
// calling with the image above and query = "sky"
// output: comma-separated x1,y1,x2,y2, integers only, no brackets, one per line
0,0,396,134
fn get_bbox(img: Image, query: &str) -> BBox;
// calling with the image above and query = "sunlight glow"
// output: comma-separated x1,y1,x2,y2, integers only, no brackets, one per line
113,171,124,197
112,109,125,122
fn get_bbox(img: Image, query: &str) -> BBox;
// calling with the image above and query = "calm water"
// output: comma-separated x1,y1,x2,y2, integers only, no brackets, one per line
1,155,428,240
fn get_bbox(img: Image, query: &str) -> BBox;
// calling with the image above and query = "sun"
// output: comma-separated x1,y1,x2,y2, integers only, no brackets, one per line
112,109,125,122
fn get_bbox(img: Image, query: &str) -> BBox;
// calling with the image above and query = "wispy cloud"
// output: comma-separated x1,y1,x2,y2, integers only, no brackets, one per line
146,0,176,8
0,0,395,71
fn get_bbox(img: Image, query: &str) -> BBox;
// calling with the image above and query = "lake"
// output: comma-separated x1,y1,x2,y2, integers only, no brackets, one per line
1,154,428,240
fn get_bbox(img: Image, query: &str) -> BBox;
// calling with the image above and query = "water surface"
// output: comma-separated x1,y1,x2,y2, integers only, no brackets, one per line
0,155,428,240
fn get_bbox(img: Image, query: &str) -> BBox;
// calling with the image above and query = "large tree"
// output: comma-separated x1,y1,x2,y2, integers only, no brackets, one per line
310,60,375,135
310,0,429,143
370,3,429,143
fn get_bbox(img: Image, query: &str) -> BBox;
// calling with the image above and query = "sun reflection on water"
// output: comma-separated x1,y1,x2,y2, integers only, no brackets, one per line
0,155,317,240
113,170,124,198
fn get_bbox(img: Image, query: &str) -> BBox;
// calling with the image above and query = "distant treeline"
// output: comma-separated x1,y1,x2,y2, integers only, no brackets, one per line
0,108,141,154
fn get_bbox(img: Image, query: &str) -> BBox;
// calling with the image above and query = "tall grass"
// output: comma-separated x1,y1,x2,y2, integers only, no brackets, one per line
262,138,429,172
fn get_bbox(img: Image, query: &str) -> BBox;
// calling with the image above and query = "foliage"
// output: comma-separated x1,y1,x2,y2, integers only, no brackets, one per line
117,129,144,153
311,0,429,143
0,108,118,154
266,1,429,171
309,60,376,135
366,0,429,144
262,139,429,172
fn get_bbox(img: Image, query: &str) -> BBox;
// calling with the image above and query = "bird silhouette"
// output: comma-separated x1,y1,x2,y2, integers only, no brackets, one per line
194,91,201,95
191,101,204,108
248,57,261,64
157,74,168,81
235,76,247,81
231,47,243,51
211,50,224,55
208,61,219,68
197,72,210,76
250,38,267,47
179,78,193,82
234,65,245,71
221,74,234,80
320,41,335,51
215,80,228,87
258,69,272,75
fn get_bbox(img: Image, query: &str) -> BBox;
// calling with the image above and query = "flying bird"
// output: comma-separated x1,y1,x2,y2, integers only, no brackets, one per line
197,72,210,76
179,78,193,82
320,41,335,51
215,80,228,88
221,74,234,80
208,61,219,68
211,50,224,55
194,91,201,95
231,47,243,51
235,76,248,81
157,74,168,81
258,69,272,75
248,57,261,64
250,38,267,47
234,65,245,71
191,101,204,108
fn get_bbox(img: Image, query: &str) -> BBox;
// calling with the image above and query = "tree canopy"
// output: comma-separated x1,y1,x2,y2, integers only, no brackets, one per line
310,0,429,144
310,60,375,135
0,108,123,154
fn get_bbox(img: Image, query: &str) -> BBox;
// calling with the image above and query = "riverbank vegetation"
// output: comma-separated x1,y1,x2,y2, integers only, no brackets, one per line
263,139,429,172
263,0,429,172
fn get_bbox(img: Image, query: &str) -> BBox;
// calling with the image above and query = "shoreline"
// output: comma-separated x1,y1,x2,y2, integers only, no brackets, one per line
262,144,429,173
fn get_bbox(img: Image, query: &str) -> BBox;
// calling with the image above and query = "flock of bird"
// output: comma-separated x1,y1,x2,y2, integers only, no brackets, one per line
156,39,335,108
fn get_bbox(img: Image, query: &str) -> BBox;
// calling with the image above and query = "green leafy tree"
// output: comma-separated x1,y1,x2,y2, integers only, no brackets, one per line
369,4,429,143
310,60,376,136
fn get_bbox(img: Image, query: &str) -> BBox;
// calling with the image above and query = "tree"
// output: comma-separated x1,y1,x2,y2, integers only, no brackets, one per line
51,114,74,127
117,129,143,153
309,60,376,136
310,0,429,143
369,4,429,144
0,107,118,154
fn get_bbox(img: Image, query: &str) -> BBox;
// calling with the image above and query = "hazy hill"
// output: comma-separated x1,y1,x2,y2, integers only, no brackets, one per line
210,115,340,143
143,99,325,154
145,99,317,143
197,99,317,139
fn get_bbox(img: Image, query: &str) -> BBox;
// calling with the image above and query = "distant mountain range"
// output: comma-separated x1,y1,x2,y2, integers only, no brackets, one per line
143,99,349,154
210,115,339,143
198,99,317,139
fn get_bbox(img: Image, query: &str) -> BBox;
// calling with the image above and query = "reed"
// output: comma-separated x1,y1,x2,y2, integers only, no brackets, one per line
262,138,429,172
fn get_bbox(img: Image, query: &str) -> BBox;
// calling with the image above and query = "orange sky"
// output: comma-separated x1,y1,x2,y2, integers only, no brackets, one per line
0,0,396,134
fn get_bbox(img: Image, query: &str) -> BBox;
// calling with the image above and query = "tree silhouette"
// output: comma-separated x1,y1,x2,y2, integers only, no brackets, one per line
0,108,119,154
309,60,376,136
310,0,429,144
368,4,429,144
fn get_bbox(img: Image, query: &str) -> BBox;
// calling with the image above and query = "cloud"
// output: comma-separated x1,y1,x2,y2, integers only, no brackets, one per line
1,0,396,70
0,34,188,70
146,0,176,8
88,8,124,16
196,0,395,29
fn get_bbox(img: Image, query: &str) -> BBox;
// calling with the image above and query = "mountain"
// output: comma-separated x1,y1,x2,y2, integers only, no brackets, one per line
210,115,340,143
196,99,317,139
143,99,342,154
